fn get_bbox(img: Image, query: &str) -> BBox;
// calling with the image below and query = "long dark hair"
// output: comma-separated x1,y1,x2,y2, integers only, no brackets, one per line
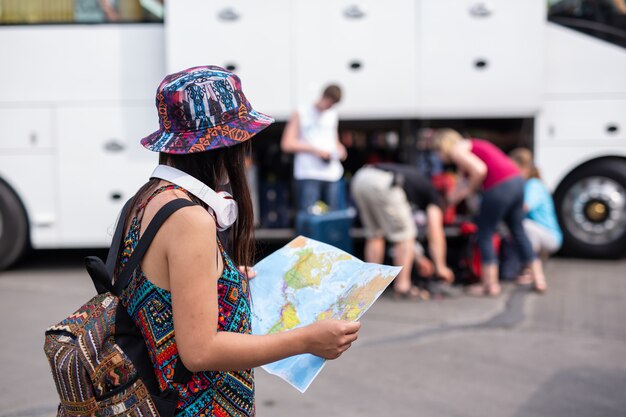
121,141,255,271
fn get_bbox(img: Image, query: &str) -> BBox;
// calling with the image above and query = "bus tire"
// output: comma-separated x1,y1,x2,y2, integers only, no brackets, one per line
554,159,626,259
0,180,29,270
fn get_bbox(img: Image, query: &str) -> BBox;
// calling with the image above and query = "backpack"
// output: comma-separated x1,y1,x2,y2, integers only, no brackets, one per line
44,198,194,417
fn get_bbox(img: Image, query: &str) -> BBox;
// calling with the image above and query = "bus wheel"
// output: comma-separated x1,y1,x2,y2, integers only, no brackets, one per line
0,181,29,270
555,160,626,258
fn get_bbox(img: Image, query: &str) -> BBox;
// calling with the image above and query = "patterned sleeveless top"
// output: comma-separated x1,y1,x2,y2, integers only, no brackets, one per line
118,185,255,416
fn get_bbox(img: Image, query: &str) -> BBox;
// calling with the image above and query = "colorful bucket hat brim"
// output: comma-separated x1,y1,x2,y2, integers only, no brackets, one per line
141,108,273,154
140,65,274,154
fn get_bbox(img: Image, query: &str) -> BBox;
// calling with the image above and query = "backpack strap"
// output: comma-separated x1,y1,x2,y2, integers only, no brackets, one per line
113,198,196,295
106,198,134,277
86,198,133,295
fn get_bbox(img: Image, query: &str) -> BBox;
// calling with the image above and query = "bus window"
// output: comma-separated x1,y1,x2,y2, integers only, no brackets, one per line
548,0,626,48
0,0,164,24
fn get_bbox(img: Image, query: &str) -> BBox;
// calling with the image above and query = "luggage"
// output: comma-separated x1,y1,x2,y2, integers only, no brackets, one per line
447,222,502,286
295,208,356,254
44,199,194,417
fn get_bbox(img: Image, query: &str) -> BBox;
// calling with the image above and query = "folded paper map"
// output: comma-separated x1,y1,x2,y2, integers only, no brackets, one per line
250,236,401,392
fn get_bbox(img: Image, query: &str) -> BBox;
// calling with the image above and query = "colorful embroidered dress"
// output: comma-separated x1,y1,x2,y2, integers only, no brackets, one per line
118,186,255,416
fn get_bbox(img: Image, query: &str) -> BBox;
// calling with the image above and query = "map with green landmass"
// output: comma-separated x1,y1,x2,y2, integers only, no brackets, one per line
250,236,401,392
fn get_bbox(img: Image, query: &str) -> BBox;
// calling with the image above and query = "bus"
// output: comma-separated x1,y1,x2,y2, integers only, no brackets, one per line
0,0,625,269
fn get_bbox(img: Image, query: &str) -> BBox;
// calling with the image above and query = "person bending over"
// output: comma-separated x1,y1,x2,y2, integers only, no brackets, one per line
351,163,454,299
431,129,547,295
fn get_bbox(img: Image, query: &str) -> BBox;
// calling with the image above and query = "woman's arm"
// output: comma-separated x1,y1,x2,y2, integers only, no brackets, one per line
165,207,359,372
280,112,329,159
447,143,487,206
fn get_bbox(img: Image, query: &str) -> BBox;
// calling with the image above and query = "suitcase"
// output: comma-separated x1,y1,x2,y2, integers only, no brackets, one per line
295,208,356,254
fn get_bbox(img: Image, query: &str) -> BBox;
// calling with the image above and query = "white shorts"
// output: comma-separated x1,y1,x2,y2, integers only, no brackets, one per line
523,219,561,255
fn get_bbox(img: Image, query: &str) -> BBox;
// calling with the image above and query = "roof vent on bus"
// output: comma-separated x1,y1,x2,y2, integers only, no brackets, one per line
469,3,493,18
218,8,240,21
344,5,366,19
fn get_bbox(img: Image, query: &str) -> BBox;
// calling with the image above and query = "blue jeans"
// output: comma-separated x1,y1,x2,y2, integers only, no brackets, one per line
475,176,536,265
296,179,343,213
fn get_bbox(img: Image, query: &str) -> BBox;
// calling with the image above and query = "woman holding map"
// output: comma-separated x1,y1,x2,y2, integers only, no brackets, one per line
114,66,360,416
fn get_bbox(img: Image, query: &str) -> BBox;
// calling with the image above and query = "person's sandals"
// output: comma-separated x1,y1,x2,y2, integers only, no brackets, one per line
533,278,548,294
427,280,462,299
466,283,501,297
393,285,430,301
515,267,534,285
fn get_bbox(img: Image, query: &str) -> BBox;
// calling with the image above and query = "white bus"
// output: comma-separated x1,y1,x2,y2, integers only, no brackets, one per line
1,0,625,269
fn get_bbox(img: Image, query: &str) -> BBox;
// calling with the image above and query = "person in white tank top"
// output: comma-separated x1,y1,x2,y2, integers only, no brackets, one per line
281,84,347,213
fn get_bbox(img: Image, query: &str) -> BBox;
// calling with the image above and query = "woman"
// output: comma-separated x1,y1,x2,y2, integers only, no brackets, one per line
431,129,547,295
509,148,562,258
117,66,360,416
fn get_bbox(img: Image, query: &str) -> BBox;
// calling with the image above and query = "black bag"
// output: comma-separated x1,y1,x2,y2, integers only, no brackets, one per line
44,199,194,417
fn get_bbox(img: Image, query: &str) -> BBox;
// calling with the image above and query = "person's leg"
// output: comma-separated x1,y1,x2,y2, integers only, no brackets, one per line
364,236,385,264
504,178,546,292
426,204,454,283
322,179,343,211
297,179,322,213
522,219,541,254
515,219,541,285
352,168,388,266
391,239,417,294
381,186,421,297
354,168,422,298
479,264,500,296
473,186,509,296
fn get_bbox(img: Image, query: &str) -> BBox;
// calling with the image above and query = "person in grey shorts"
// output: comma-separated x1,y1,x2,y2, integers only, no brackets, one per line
351,163,454,298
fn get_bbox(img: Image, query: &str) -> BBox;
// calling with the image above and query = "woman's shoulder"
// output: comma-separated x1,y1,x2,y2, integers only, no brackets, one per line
525,178,550,196
145,192,216,236
526,177,546,189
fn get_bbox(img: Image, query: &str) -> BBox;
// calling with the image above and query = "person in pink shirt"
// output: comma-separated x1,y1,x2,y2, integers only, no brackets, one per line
431,129,547,295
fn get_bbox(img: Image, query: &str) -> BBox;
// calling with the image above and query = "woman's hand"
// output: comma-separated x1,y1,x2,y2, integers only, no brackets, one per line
303,320,361,359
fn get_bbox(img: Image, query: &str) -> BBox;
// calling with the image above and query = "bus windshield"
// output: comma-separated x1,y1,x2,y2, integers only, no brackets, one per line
0,0,163,24
549,0,626,48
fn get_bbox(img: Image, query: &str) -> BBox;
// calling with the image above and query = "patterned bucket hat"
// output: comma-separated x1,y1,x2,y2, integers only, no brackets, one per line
141,65,274,154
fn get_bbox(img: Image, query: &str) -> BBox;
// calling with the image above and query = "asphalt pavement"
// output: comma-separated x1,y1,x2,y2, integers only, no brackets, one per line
1,251,625,417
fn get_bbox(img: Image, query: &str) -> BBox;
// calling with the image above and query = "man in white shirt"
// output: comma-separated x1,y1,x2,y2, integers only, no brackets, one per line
281,85,347,213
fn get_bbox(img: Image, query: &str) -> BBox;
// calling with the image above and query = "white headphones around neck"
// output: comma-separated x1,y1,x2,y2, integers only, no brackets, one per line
150,165,238,231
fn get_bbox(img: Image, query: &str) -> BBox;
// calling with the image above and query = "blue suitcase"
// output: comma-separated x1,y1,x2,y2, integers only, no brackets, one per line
295,208,356,254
